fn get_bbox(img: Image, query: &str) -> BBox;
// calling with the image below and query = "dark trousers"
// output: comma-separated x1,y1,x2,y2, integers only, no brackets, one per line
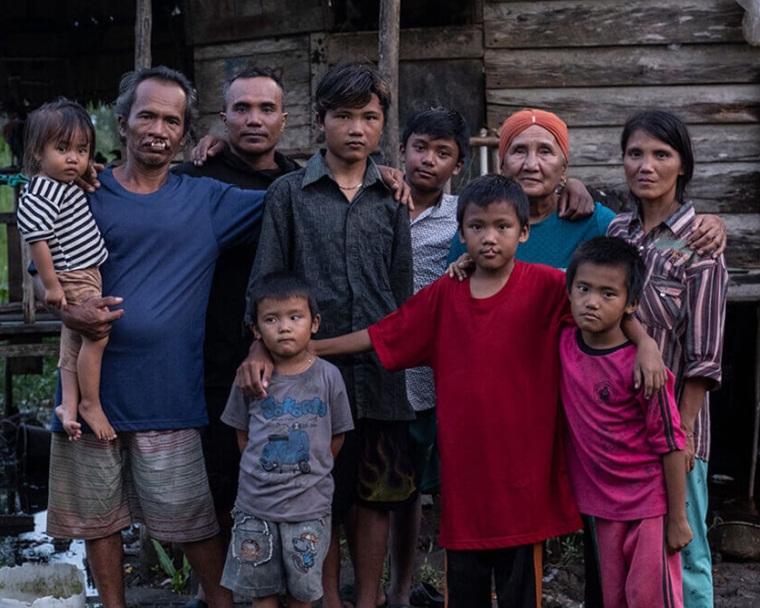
446,544,540,608
583,514,605,608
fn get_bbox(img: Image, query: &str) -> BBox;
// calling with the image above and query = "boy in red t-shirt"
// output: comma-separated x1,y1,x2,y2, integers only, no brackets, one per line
312,174,663,608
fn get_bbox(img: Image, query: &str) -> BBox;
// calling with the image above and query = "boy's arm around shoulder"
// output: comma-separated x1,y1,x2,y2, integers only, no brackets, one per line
642,372,692,553
621,315,668,398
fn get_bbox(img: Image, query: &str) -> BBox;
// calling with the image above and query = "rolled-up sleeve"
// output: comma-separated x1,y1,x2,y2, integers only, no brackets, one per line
683,255,728,390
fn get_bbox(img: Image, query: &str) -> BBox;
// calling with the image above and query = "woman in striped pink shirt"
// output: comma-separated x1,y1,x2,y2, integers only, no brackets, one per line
607,110,728,608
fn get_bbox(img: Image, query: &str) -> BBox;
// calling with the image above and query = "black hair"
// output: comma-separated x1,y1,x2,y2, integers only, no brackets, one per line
315,62,391,120
23,98,96,176
401,108,471,165
621,110,694,204
222,66,285,111
248,271,320,327
114,66,198,142
566,236,647,307
456,174,529,229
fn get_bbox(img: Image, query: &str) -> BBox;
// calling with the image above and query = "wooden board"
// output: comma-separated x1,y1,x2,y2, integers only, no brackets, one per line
326,25,484,63
485,43,760,89
484,0,744,48
194,36,308,61
486,84,760,128
185,0,328,46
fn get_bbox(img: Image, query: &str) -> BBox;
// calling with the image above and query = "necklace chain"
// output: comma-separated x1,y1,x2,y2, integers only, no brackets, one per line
337,181,362,190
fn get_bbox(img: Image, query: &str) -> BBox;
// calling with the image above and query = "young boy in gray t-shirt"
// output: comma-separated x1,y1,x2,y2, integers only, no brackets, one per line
221,272,353,606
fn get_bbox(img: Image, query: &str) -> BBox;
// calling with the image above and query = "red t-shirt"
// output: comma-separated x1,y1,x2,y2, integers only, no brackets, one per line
369,262,581,550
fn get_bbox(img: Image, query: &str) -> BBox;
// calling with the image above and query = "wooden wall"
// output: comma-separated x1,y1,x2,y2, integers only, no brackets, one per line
483,0,760,267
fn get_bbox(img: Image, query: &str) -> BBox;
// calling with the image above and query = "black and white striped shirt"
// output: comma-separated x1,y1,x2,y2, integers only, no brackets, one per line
17,176,108,271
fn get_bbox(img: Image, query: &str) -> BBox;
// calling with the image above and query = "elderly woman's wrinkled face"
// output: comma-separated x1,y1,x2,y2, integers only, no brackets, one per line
500,125,567,201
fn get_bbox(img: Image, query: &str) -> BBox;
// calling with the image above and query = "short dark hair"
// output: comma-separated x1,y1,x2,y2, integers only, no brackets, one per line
456,174,529,229
621,110,694,204
315,62,391,120
248,272,320,327
222,66,285,111
23,98,96,175
401,108,471,165
566,236,647,307
114,66,198,142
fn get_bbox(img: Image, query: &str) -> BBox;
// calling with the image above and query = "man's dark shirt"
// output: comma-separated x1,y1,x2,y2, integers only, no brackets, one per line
246,151,414,421
173,149,299,387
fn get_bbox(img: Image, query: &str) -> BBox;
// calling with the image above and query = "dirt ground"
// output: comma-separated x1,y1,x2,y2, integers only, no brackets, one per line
115,494,760,608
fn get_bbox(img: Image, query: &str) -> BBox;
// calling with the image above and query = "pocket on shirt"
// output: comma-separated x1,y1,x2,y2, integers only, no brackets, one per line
641,276,685,331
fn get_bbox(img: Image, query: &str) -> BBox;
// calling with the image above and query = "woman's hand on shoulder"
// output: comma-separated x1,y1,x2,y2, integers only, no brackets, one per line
557,178,594,221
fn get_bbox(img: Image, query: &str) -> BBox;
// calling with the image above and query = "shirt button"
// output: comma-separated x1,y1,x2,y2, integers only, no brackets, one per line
659,292,666,298
639,246,644,251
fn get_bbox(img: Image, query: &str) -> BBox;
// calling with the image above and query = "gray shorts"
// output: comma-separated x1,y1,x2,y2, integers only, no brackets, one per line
221,511,331,601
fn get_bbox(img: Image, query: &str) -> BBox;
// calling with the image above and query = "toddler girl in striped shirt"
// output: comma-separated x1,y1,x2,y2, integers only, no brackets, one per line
18,98,112,441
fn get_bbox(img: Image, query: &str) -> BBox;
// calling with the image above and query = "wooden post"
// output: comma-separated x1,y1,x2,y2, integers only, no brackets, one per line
378,0,400,168
135,0,152,70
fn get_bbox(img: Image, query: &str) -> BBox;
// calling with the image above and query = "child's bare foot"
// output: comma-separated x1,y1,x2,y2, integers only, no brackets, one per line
55,402,82,441
79,398,116,441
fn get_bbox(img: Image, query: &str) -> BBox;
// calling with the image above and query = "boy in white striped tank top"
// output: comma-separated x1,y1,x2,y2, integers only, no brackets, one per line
18,99,113,441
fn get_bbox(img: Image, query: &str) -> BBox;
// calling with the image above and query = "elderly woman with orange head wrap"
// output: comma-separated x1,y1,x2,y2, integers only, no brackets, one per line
448,109,725,269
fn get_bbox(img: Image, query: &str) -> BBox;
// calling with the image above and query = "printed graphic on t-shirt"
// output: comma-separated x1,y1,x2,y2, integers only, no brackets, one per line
259,396,327,474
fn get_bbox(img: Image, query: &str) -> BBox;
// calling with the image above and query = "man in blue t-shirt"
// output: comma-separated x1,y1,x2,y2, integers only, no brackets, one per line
36,66,264,608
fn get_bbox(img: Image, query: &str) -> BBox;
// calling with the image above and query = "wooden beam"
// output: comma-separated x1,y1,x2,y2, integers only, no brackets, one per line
379,0,401,168
327,26,484,63
485,43,760,89
135,0,152,70
484,0,744,48
0,343,60,358
486,84,760,127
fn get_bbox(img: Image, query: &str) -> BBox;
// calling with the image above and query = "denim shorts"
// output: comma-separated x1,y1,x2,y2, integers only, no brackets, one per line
221,511,331,601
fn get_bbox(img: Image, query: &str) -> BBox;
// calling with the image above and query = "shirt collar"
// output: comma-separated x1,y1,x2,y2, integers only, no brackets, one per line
625,200,695,238
301,150,387,191
411,192,457,225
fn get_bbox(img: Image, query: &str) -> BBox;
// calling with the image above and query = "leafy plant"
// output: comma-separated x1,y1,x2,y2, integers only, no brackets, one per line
151,539,191,594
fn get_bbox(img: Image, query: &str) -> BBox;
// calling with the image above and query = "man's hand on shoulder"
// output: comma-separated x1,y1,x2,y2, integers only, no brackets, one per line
235,339,274,399
60,295,124,341
74,161,105,193
192,135,227,166
377,165,414,211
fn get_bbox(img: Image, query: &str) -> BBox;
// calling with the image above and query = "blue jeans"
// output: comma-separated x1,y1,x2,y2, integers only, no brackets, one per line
682,459,713,608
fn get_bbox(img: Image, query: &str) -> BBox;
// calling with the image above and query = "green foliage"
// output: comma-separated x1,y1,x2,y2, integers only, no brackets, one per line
545,532,584,568
150,539,191,594
86,103,120,164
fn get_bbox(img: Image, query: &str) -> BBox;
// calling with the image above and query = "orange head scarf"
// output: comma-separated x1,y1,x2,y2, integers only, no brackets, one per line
498,109,570,167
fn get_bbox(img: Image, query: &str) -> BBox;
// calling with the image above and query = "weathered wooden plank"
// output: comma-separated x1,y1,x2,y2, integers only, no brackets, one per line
185,0,327,46
569,162,760,215
484,0,744,48
568,124,760,165
326,25,484,63
195,54,310,114
0,343,60,358
485,44,760,89
486,84,760,128
722,214,760,267
194,36,309,61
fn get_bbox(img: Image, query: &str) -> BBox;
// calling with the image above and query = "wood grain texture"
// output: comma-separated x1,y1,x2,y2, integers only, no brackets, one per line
486,85,760,127
484,0,744,48
326,25,484,63
484,44,760,89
